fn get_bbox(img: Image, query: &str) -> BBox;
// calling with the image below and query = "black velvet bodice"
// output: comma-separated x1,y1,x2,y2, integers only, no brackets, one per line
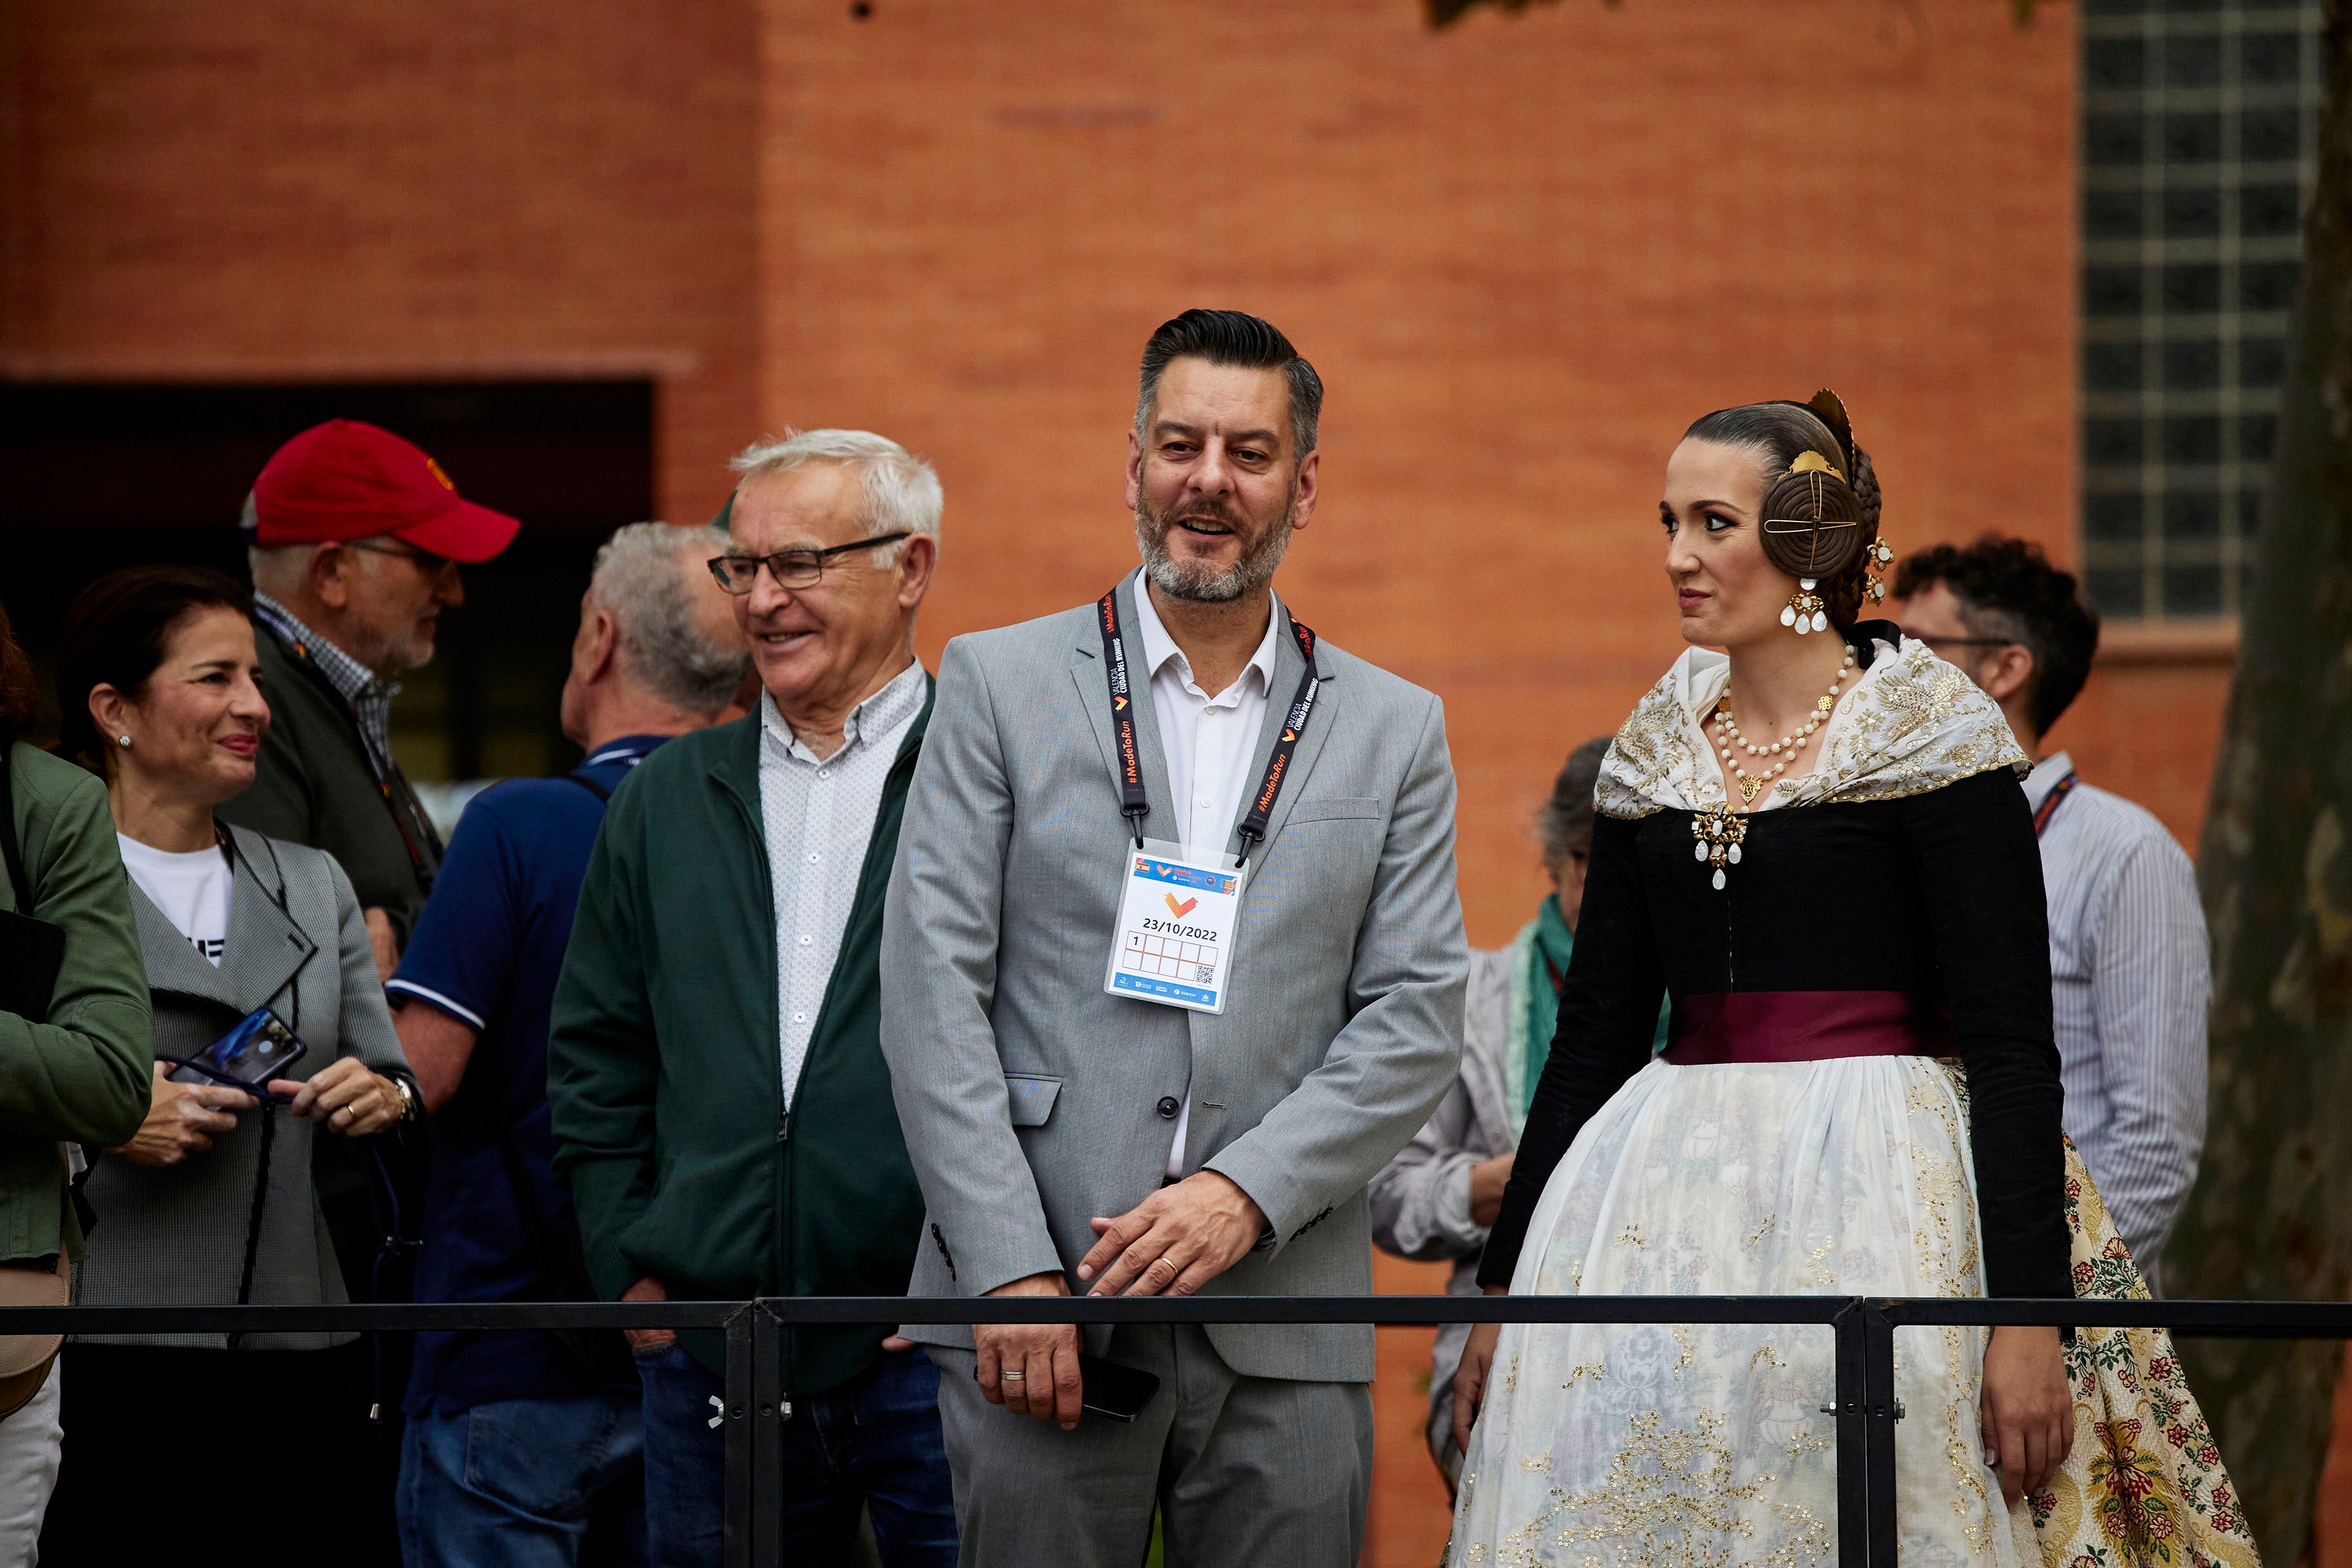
1477,764,2072,1299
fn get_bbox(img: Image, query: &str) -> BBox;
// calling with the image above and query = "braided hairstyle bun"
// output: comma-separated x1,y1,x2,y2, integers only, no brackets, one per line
1683,390,1883,629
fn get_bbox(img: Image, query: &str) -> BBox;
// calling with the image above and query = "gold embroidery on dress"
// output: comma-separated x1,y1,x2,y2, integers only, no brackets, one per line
1563,1362,1606,1387
1532,1409,1831,1567
1595,635,2027,821
1614,1223,1648,1250
1671,1323,1696,1376
1744,1216,1776,1250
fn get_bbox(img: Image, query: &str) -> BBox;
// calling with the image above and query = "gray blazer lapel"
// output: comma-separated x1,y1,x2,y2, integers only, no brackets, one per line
1067,572,1178,839
1221,605,1338,861
128,879,246,1017
220,830,318,1010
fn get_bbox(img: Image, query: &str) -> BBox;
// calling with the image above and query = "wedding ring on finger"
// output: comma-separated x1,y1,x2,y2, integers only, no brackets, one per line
1000,1369,1025,1382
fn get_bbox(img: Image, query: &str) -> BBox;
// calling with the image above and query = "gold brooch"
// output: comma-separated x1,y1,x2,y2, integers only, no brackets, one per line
1692,805,1747,890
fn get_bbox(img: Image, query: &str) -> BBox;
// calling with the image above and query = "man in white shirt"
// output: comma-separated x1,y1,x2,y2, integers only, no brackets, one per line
549,432,956,1567
881,309,1465,1565
1899,537,2209,1289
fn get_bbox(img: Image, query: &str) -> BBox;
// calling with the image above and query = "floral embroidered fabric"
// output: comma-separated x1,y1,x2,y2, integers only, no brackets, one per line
1444,1057,2261,1567
2024,1146,2261,1567
1594,632,2028,821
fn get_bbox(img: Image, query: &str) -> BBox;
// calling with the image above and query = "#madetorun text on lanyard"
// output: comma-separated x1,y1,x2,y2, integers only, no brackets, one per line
1095,584,1321,1015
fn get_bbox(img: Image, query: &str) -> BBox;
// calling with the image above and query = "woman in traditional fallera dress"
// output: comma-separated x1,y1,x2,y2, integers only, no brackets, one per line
1444,395,2259,1567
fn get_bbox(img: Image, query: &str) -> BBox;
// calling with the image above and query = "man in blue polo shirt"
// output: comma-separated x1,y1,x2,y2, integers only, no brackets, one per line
389,524,750,1568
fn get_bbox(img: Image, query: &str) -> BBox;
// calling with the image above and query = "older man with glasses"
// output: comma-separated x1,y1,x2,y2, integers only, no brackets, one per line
228,419,519,981
549,431,955,1568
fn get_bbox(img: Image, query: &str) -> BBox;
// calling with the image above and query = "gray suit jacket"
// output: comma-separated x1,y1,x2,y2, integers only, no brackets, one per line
75,825,409,1351
881,573,1467,1383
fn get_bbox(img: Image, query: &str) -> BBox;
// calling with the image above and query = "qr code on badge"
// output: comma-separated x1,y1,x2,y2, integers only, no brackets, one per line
1195,965,1214,982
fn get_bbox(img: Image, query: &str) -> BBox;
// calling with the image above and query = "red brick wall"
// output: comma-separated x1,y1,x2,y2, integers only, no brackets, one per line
0,0,761,529
760,0,2110,945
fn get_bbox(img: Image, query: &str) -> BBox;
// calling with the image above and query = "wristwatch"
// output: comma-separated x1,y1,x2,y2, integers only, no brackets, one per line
389,1075,420,1124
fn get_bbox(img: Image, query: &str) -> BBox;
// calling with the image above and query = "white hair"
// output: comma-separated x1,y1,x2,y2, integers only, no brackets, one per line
729,429,942,565
591,523,752,716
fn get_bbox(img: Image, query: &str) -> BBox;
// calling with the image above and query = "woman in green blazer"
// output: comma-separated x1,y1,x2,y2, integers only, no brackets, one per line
0,596,153,1566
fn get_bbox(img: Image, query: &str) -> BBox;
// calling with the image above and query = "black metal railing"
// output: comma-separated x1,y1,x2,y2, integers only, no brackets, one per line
6,1294,2347,1566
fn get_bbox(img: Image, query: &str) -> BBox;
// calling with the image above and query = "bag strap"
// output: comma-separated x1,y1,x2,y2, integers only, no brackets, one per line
0,749,34,917
560,771,612,804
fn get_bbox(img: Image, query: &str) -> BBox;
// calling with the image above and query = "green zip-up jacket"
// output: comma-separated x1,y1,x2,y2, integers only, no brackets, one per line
0,744,153,1263
547,692,931,1393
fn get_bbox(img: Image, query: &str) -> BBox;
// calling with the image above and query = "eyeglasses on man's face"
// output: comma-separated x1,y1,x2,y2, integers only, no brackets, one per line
346,538,456,578
706,533,912,595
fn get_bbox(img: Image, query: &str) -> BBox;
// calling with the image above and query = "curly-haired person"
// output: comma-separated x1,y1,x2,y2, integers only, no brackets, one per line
1897,536,2208,1293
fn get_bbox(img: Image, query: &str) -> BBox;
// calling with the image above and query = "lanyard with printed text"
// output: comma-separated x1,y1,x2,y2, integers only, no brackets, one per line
1095,583,1321,868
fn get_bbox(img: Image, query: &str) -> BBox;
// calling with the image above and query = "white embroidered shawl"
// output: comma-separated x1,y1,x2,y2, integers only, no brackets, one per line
1595,631,2029,819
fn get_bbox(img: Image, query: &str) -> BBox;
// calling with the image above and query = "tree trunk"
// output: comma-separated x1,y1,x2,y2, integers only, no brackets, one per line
2170,5,2352,1560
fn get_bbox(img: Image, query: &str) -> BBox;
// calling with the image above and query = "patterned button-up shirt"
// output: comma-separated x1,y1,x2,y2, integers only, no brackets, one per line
2026,750,2210,1290
252,593,401,783
758,660,928,1108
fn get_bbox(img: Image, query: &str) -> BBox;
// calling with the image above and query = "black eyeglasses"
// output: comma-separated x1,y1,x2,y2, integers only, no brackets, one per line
707,533,912,594
346,539,456,576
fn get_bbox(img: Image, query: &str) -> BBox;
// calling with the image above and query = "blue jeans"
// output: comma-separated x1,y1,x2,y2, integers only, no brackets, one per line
398,1389,647,1568
634,1341,957,1568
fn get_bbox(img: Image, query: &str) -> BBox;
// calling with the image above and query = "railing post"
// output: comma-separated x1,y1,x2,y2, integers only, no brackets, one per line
1832,1298,1868,1566
1862,1303,1899,1568
752,1300,785,1566
723,1304,754,1568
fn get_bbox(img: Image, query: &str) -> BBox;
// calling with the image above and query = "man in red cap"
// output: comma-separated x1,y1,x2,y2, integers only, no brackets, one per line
221,419,518,981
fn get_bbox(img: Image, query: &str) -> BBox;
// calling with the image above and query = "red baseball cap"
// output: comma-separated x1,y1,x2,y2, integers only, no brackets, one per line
249,420,520,564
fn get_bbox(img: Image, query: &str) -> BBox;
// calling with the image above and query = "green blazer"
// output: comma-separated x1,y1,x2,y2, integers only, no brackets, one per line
218,626,443,947
0,744,153,1264
549,691,932,1395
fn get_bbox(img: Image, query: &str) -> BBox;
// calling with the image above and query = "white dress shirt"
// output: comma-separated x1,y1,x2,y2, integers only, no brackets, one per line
1132,577,1284,1178
2026,750,2210,1289
758,660,928,1110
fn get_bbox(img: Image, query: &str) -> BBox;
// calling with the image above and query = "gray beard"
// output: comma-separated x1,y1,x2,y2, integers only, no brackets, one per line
1135,504,1294,604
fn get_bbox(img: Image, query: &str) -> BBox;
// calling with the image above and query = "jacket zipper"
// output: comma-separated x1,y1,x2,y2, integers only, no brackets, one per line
729,707,928,1424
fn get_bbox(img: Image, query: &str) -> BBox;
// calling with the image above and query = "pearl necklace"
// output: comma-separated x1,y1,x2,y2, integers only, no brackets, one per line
1710,646,1857,804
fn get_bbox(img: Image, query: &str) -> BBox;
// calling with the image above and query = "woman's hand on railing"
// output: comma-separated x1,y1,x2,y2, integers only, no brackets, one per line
1980,1322,2073,1504
271,1057,401,1138
109,1063,255,1167
1451,1286,1509,1455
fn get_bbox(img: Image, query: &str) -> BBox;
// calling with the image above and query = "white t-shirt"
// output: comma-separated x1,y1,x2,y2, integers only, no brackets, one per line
118,836,233,966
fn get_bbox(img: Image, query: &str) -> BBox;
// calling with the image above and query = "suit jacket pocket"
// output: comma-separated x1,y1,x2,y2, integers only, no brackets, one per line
1004,1073,1063,1128
1284,796,1382,822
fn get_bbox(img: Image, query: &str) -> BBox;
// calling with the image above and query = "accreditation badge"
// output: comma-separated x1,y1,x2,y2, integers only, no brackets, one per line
1103,838,1246,1015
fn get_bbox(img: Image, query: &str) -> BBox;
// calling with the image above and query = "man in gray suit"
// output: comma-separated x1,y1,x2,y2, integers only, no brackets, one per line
880,309,1467,1566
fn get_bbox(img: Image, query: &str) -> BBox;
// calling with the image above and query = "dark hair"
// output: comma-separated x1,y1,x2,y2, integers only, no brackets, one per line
0,602,39,750
56,566,255,774
1683,397,1884,628
1136,309,1324,460
1893,536,2100,738
1536,735,1616,868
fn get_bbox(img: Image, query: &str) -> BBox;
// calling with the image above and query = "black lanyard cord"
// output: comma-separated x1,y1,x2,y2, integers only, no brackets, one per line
1095,585,1320,868
2032,771,2079,838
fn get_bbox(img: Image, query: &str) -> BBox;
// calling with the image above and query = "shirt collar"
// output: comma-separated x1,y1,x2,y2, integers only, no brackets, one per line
251,592,394,706
758,659,928,761
582,733,677,770
2023,750,2077,807
1130,574,1282,702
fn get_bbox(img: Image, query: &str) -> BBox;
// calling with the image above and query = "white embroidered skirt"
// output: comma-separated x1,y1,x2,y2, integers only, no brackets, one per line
1448,1055,2018,1567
